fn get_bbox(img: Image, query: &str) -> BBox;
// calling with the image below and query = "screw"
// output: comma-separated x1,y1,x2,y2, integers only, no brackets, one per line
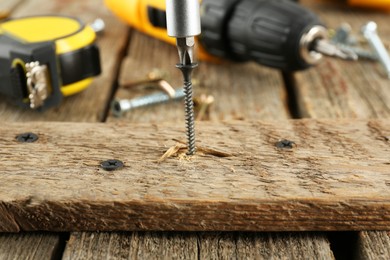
177,63,197,156
275,139,295,149
361,21,390,78
336,44,378,61
100,159,124,171
111,88,185,117
16,132,39,143
90,18,105,34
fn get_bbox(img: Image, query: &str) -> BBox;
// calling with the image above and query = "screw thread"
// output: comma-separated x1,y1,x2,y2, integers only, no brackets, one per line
183,80,196,155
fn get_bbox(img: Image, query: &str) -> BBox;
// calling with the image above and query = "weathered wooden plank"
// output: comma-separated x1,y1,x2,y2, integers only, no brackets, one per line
0,0,129,258
1,119,389,232
0,233,62,260
108,31,289,122
356,231,390,260
63,232,198,259
299,0,390,257
297,0,390,118
199,232,334,259
63,232,133,259
62,232,334,259
0,0,128,122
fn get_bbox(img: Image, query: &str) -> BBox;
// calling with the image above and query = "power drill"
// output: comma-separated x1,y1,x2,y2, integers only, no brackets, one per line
105,0,356,71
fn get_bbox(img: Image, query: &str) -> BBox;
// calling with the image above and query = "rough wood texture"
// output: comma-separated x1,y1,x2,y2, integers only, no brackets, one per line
0,0,130,258
1,119,389,232
109,31,289,123
297,0,390,118
63,232,198,260
357,232,390,260
299,1,390,258
62,232,334,259
0,0,128,122
0,233,62,260
198,232,334,259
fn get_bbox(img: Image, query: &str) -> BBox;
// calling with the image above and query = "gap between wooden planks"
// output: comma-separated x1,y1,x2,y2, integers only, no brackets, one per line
0,119,389,232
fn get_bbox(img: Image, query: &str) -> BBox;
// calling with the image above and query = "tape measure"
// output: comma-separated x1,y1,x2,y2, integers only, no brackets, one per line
0,15,101,110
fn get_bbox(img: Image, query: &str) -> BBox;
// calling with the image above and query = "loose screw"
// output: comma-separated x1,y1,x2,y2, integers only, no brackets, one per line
90,18,105,34
111,88,185,117
361,21,390,78
100,159,124,171
16,132,39,143
275,139,295,149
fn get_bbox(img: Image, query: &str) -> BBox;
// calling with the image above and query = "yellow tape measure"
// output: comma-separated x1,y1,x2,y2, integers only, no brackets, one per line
0,15,101,109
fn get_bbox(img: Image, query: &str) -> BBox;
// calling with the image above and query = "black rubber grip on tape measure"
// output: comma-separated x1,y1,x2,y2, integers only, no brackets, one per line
59,43,101,86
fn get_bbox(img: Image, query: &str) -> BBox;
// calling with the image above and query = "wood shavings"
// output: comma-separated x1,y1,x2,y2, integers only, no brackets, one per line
158,139,233,163
158,143,187,163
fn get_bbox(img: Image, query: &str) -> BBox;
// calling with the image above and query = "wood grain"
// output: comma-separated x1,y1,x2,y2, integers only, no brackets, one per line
0,0,129,257
62,232,334,259
357,231,390,260
0,0,128,122
1,119,389,232
0,233,62,260
298,1,390,258
297,0,390,118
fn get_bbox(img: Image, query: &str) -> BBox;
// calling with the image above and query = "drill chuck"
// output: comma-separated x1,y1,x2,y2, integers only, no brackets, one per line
166,0,201,37
200,0,324,71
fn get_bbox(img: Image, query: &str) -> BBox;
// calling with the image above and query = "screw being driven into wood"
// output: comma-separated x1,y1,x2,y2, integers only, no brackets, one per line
166,0,201,156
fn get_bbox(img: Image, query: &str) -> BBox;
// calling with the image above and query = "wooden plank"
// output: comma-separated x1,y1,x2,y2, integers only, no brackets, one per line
357,231,390,260
62,232,334,259
108,31,289,122
63,232,198,259
0,119,389,232
199,232,334,259
0,0,130,258
0,0,128,122
298,0,390,258
0,233,62,260
296,0,390,118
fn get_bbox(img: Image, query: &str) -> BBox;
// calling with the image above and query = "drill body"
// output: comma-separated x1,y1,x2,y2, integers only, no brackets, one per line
105,0,326,71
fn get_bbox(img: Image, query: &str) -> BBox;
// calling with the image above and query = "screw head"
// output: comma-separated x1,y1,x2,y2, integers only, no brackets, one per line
16,132,39,143
100,159,124,171
361,21,377,36
275,139,295,149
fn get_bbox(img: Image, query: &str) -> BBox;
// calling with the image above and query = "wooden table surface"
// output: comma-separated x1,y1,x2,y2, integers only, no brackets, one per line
0,0,389,259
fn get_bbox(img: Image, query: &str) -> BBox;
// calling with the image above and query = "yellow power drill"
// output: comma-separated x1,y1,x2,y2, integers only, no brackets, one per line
105,0,356,72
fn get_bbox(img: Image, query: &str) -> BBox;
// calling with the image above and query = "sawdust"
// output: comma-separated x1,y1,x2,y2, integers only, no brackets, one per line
158,139,233,163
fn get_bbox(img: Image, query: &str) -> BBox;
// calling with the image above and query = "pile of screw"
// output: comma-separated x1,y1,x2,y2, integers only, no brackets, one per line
331,21,390,78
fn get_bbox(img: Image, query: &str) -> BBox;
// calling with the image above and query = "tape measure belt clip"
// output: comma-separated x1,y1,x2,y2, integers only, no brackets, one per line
59,43,101,86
